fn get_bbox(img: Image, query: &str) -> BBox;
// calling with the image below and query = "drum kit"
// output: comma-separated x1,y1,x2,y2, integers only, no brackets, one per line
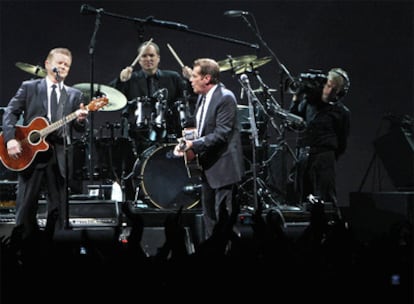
14,55,280,211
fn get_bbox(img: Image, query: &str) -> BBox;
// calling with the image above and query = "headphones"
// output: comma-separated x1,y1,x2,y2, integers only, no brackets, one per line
329,68,350,99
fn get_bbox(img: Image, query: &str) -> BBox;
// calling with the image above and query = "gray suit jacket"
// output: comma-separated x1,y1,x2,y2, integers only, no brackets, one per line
192,83,245,189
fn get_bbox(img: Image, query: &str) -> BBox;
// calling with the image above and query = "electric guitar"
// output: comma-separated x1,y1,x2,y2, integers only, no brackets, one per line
0,97,108,172
180,128,201,178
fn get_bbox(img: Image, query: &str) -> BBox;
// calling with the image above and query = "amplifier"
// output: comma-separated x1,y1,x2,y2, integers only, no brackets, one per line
38,199,120,228
0,180,17,208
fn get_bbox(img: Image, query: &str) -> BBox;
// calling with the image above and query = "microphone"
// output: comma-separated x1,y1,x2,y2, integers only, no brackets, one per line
52,67,61,81
240,73,249,85
224,10,249,17
80,4,104,15
152,88,168,100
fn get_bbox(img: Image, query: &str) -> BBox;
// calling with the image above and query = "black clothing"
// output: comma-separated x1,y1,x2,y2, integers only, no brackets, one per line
289,94,350,209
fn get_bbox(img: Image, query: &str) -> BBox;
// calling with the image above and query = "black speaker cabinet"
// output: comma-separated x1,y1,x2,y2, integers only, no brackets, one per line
374,126,414,191
38,199,120,228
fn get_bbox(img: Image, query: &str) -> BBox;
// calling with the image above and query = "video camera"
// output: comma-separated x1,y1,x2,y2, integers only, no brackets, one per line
286,69,327,95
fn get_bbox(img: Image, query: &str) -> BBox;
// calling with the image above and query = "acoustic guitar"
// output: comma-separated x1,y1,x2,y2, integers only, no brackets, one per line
0,97,108,172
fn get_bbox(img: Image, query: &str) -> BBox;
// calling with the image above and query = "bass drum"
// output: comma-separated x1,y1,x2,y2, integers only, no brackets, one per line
133,144,200,209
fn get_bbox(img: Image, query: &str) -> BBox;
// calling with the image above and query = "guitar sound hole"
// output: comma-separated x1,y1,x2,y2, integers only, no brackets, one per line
29,131,41,144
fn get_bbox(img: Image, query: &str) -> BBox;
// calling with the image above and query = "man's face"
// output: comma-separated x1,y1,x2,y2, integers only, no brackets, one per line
322,79,341,102
190,66,210,95
45,53,71,81
138,45,160,73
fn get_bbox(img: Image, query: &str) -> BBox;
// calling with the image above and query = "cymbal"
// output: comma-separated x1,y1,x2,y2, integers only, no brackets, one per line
73,83,127,111
15,62,47,78
217,55,257,72
234,56,272,74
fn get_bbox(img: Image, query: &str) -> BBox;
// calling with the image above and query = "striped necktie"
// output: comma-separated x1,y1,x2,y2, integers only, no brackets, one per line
197,95,206,137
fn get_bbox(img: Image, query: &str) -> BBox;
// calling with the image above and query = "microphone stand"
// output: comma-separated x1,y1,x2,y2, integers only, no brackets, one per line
57,81,71,230
238,13,298,203
80,5,259,50
86,8,102,185
238,75,263,210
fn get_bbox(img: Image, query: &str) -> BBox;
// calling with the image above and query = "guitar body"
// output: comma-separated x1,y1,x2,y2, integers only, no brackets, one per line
0,117,50,172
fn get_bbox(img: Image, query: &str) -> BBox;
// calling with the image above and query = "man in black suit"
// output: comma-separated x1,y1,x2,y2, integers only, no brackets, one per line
174,58,245,239
110,40,192,154
2,47,89,250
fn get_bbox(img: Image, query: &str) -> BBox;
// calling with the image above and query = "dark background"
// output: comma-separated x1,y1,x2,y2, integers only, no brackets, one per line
0,0,413,208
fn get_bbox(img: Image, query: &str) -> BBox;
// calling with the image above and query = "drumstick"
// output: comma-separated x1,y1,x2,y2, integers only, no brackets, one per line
167,43,185,68
130,38,154,68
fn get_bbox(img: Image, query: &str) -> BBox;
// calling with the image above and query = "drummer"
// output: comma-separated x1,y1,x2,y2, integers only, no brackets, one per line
109,40,194,155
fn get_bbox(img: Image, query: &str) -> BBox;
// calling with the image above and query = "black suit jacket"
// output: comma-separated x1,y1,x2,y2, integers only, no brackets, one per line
2,78,87,176
191,83,245,189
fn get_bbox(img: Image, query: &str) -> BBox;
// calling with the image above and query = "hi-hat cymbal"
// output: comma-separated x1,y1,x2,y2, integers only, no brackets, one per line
73,83,127,111
15,62,47,78
217,55,257,72
234,56,272,74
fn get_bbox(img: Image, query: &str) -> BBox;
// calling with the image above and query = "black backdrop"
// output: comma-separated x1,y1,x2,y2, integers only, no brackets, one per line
0,0,413,207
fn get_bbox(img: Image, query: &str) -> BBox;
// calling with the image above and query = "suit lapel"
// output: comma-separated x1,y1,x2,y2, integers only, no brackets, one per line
38,79,48,114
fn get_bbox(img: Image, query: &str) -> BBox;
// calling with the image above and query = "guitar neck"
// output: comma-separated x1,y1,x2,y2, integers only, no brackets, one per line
40,112,79,138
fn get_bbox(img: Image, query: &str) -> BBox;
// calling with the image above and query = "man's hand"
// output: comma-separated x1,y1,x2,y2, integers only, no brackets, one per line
76,103,88,122
7,139,21,159
120,66,133,82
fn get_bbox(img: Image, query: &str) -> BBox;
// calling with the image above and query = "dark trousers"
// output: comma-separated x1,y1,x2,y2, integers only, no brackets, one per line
200,181,239,240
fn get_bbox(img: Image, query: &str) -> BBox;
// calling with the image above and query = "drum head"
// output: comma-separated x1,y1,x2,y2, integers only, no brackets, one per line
137,144,200,209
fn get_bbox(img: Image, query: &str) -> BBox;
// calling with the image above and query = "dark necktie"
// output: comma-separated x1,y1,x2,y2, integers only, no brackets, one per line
148,76,156,97
51,84,58,122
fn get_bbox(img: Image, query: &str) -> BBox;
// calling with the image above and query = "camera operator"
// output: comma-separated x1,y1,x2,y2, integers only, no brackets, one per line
288,68,351,219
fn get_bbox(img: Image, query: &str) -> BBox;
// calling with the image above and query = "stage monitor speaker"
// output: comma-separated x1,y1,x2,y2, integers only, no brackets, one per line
374,126,414,191
38,199,120,228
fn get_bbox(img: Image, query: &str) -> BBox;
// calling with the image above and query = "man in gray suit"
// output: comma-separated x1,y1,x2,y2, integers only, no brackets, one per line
2,47,89,251
175,58,245,239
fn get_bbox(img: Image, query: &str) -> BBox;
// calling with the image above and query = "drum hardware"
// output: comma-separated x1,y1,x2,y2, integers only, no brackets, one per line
98,121,122,139
153,97,167,130
238,73,300,211
15,62,47,78
176,100,188,128
134,96,152,128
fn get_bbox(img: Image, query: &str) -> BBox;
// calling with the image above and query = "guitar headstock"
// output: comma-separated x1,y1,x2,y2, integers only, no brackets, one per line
87,97,109,112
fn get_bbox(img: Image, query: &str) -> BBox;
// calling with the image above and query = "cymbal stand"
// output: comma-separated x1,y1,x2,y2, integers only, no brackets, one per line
249,71,304,207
